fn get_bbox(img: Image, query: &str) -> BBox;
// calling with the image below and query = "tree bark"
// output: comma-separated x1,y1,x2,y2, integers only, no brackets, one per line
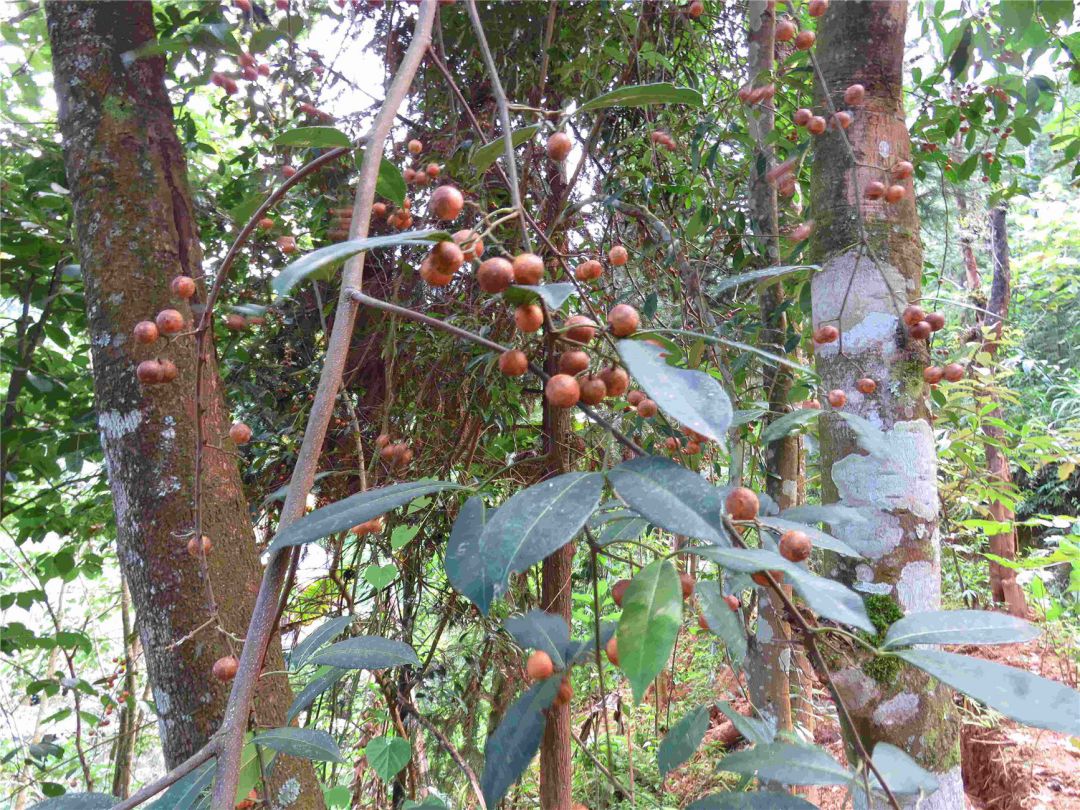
45,3,320,803
808,3,962,806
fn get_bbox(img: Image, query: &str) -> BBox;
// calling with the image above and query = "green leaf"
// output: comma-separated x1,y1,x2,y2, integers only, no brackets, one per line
445,496,489,605
780,504,866,526
504,610,570,669
471,125,541,173
402,799,448,810
618,340,732,443
607,456,725,544
714,265,815,294
881,610,1040,650
712,337,817,377
503,282,577,310
322,786,351,808
269,480,463,552
29,795,116,810
696,581,747,665
375,157,406,206
270,231,449,298
310,636,420,670
592,511,650,545
895,649,1080,735
364,564,397,590
758,517,861,558
716,701,775,746
287,667,346,723
451,473,603,613
251,727,343,763
291,615,354,669
148,758,215,810
618,559,683,703
760,409,818,444
481,678,562,806
718,742,853,786
688,793,818,809
870,742,939,796
273,126,351,148
658,704,710,777
365,736,412,782
575,82,703,115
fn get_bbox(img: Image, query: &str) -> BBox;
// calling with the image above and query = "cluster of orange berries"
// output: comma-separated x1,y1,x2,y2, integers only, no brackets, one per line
375,432,414,470
402,139,443,189
130,277,200,385
725,486,812,584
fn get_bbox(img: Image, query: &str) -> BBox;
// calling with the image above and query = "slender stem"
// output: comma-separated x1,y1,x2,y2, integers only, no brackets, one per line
406,706,487,810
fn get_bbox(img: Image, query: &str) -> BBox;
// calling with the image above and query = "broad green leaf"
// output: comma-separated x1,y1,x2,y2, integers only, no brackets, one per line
780,504,866,526
870,742,939,796
696,581,747,665
273,126,351,148
472,125,541,172
269,231,449,298
503,282,577,310
689,793,818,809
607,456,725,544
290,615,354,669
252,727,343,763
365,736,412,782
376,157,407,206
618,559,683,702
714,265,815,294
286,667,346,723
760,409,818,444
229,192,266,226
269,480,463,552
758,517,861,558
445,496,490,607
716,701,775,746
481,678,562,806
718,742,853,786
618,340,732,443
322,786,351,808
29,795,115,810
896,649,1080,735
364,564,397,590
504,610,571,669
402,799,448,810
575,82,703,115
596,515,650,545
882,610,1040,650
713,337,817,377
454,472,603,613
148,758,215,810
658,705,709,777
310,636,420,670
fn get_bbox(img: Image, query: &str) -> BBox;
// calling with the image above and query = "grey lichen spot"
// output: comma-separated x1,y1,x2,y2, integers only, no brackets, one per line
832,666,880,711
277,777,301,807
99,409,142,440
897,560,940,613
873,691,919,727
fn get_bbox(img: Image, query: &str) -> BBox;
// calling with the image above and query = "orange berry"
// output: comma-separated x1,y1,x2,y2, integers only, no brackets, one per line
942,362,965,382
612,578,630,607
546,132,572,161
885,184,906,203
187,535,212,558
225,314,247,331
170,276,196,299
133,321,159,344
923,365,944,384
498,349,528,377
808,0,828,16
856,377,877,395
892,160,914,180
608,245,628,266
752,570,784,587
563,315,597,344
607,304,640,337
814,325,839,344
795,30,816,50
724,594,741,611
864,181,886,200
627,390,645,406
725,487,759,521
843,83,865,105
476,257,514,293
807,116,827,135
212,656,239,682
545,374,581,408
926,312,946,331
514,304,544,333
555,677,573,706
579,375,607,405
775,19,797,42
407,139,423,155
526,650,554,680
779,529,812,563
902,305,926,326
574,259,603,281
793,108,812,126
558,350,590,375
909,320,932,340
679,572,695,600
512,253,545,285
605,636,619,666
136,360,165,385
453,229,484,260
636,398,658,418
229,422,252,445
827,389,847,408
429,185,464,221
599,366,629,397
156,309,185,335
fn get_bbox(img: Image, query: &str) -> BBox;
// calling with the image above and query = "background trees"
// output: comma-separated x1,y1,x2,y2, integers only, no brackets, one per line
2,1,1079,809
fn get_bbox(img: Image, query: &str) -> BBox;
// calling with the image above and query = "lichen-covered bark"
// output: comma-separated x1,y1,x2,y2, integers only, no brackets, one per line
807,2,961,804
45,3,320,803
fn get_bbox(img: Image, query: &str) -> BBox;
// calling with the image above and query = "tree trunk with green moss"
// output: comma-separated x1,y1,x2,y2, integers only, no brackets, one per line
807,2,962,806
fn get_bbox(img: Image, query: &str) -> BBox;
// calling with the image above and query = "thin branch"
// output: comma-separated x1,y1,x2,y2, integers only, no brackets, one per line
407,707,487,810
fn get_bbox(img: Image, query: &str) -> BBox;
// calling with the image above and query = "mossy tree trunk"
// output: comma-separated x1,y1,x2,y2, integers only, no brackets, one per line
45,3,321,804
808,2,962,806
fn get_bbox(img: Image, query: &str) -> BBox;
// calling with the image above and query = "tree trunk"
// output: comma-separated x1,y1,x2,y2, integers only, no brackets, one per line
45,3,320,803
983,206,1027,616
808,3,962,805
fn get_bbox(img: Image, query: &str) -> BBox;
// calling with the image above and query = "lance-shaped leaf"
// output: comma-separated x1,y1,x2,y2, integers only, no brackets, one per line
251,727,343,763
758,517,861,558
503,282,577,310
445,496,490,606
780,503,866,526
310,636,419,670
30,796,116,810
760,409,819,445
504,610,571,669
895,648,1080,735
148,758,215,810
481,677,562,806
618,340,732,443
595,514,650,546
716,701,775,746
269,480,463,552
365,736,412,782
472,125,541,172
618,559,683,702
566,621,617,666
575,82,703,115
688,792,818,809
286,666,346,723
373,156,406,205
882,610,1040,650
718,742,853,786
696,581,747,665
658,704,710,777
714,264,816,294
272,125,351,148
453,473,603,613
270,231,449,298
607,456,725,544
290,615,355,669
869,743,939,796
712,337,816,377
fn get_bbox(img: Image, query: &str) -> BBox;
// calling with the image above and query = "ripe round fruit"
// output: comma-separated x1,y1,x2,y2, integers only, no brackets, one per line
725,486,759,521
902,304,926,326
558,350,590,375
599,366,629,397
685,441,701,455
942,362,964,382
545,374,581,408
512,253,545,285
605,636,619,666
546,132,572,161
808,0,828,16
187,535,212,558
775,19,796,42
225,314,247,331
136,360,165,384
856,377,877,395
526,650,554,681
428,241,465,275
498,349,528,377
791,221,814,241
831,111,852,130
407,139,423,155
807,116,827,135
229,422,252,445
575,259,602,281
751,570,784,587
909,320,932,340
170,276,196,299
864,181,886,200
515,304,544,333
563,315,597,344
555,677,573,706
159,359,178,383
133,320,159,345
375,433,391,450
420,258,454,287
607,304,640,337
426,162,441,177
627,390,645,406
687,0,704,18
579,375,607,405
156,309,185,335
679,572,695,600
923,365,944,384
724,594,741,611
795,30,816,50
429,185,464,221
212,656,240,682
612,578,630,607
892,160,914,180
477,257,514,293
814,325,839,344
793,108,812,126
608,245,628,266
636,398,658,418
885,184,906,203
664,436,679,451
257,217,274,231
926,312,946,332
453,229,484,260
779,529,812,563
844,83,866,105
827,389,847,408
